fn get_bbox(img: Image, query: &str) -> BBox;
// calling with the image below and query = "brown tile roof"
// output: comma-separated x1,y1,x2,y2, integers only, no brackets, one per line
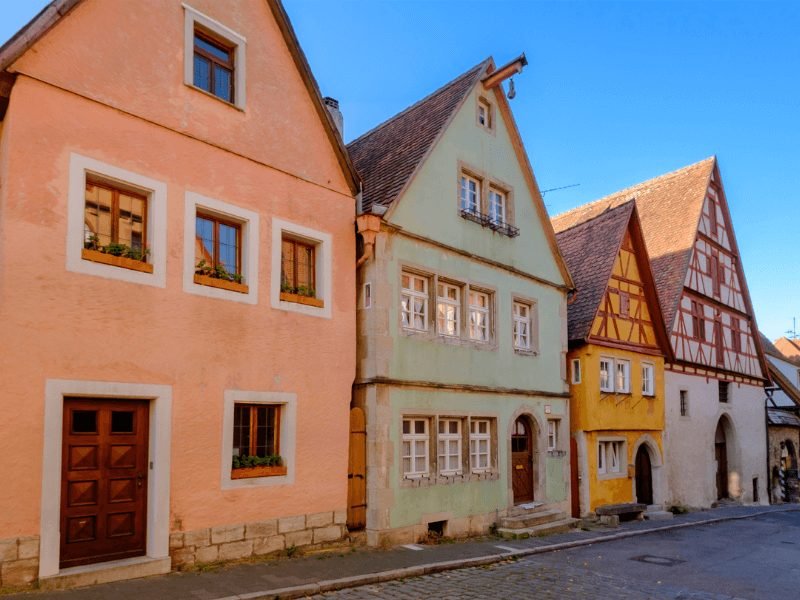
775,337,800,361
552,157,715,329
554,201,635,342
761,332,787,361
347,60,491,213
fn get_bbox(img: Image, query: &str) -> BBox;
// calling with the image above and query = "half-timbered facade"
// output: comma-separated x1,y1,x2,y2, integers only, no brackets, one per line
349,57,575,545
554,201,672,515
553,158,769,508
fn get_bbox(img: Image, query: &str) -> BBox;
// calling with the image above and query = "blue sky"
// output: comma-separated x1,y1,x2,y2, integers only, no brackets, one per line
2,1,797,339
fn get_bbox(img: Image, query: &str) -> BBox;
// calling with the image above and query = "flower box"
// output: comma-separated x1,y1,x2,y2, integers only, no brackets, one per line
280,291,324,308
194,273,249,294
82,248,154,274
230,465,287,479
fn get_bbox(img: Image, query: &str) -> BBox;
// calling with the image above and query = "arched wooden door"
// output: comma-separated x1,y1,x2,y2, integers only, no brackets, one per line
715,421,728,500
512,417,534,504
635,445,653,505
347,407,366,530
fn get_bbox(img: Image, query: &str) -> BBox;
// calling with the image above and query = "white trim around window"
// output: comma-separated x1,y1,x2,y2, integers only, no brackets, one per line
402,417,430,478
183,191,259,304
271,218,332,319
401,272,430,332
615,359,631,393
468,289,490,342
547,419,558,452
597,438,626,479
66,153,168,288
221,390,296,489
641,362,655,396
469,419,492,472
600,357,614,392
436,282,461,337
571,358,582,384
183,3,247,109
513,301,532,351
437,418,463,476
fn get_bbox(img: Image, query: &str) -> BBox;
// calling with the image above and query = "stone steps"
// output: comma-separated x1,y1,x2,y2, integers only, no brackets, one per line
497,517,578,539
499,508,566,529
644,504,674,521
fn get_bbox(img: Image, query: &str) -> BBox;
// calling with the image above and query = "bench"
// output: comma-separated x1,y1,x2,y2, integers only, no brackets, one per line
595,503,646,525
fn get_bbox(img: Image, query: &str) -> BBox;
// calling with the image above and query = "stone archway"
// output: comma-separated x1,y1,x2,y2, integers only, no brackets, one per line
507,409,545,506
714,415,739,500
630,435,664,507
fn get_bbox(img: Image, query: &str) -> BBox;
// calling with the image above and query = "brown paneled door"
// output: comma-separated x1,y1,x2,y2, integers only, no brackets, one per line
511,417,534,504
60,399,149,568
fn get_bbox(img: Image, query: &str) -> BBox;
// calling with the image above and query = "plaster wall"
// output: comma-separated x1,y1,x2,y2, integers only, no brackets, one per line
663,372,767,507
0,71,355,544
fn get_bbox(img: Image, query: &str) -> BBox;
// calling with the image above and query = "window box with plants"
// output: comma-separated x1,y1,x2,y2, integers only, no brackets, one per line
194,259,249,294
82,235,153,273
231,454,287,479
279,283,323,308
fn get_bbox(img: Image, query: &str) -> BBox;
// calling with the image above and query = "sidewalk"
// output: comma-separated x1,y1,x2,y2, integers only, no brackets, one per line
7,505,797,600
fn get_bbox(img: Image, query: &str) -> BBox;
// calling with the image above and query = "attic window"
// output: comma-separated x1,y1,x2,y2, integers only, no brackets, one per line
194,31,234,103
477,98,493,130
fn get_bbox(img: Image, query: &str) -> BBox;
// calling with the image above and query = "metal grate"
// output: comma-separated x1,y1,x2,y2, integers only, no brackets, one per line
630,555,686,567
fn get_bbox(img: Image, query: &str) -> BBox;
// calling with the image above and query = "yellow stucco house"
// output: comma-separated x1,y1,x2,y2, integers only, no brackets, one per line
552,200,673,516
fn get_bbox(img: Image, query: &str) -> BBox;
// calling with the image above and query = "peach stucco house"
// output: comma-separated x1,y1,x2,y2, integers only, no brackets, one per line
0,0,358,589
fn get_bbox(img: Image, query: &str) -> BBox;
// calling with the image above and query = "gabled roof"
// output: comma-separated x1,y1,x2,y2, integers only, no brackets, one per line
761,332,789,362
0,0,360,195
775,337,800,363
347,59,491,213
552,157,715,330
767,361,800,407
553,200,671,357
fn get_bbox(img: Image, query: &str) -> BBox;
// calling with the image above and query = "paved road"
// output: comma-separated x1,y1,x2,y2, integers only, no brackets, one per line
319,511,800,599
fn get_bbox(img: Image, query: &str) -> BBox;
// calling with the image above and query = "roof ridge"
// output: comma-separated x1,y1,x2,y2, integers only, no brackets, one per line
550,156,716,223
347,58,491,147
551,198,635,235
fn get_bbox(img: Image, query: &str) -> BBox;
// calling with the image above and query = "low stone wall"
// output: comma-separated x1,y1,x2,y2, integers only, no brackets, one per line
0,535,39,588
170,509,348,568
366,508,501,547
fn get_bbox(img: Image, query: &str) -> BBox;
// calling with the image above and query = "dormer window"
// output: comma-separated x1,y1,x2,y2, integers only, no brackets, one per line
477,98,492,130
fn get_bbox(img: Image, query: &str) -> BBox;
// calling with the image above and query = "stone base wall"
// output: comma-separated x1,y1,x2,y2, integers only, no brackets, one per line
365,508,502,547
169,509,348,568
0,535,40,589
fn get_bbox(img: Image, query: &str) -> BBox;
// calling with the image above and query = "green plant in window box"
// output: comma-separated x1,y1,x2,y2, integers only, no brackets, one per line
195,259,243,283
295,285,316,298
84,234,100,251
231,454,283,469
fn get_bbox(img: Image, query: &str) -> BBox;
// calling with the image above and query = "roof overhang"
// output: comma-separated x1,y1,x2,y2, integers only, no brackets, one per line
481,53,527,90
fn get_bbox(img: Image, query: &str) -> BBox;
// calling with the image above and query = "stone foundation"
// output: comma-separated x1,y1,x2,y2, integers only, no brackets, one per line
366,508,503,547
0,535,40,589
169,509,348,568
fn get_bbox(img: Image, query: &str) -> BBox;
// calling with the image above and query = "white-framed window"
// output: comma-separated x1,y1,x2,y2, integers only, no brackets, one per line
488,188,506,224
437,418,462,476
571,358,582,384
221,390,296,489
183,191,259,304
469,419,491,472
402,418,429,478
547,420,558,451
477,98,492,129
600,357,614,392
615,359,631,393
183,4,247,109
67,153,168,288
598,440,624,475
459,174,480,214
401,272,429,331
363,282,372,309
468,290,490,341
513,301,531,350
641,363,655,396
271,218,332,318
437,282,461,337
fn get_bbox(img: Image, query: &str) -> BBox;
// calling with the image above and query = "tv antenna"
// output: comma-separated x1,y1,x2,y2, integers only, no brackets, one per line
786,317,799,339
541,183,580,196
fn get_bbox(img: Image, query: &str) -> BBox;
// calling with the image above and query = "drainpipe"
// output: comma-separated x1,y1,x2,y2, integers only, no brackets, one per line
356,211,382,268
765,385,778,504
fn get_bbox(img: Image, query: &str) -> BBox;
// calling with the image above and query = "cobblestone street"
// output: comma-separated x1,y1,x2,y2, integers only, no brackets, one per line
319,511,800,599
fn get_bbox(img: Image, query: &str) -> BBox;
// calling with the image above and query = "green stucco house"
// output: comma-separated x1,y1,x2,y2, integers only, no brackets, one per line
348,56,574,545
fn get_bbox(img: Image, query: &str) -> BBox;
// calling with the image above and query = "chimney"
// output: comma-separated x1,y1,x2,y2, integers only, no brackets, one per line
323,96,344,138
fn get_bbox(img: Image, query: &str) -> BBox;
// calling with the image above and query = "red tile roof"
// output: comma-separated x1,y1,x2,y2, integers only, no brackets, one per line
552,157,715,329
348,60,491,213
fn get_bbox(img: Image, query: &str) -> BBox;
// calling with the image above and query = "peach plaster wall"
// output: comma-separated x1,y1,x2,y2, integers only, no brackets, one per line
0,76,356,538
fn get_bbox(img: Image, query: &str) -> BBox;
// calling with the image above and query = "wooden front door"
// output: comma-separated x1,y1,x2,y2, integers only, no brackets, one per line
715,422,728,500
60,399,149,568
511,417,533,504
635,445,653,505
347,407,367,531
570,436,580,518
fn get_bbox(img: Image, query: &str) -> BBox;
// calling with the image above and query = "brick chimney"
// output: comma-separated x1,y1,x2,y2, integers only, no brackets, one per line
323,96,344,138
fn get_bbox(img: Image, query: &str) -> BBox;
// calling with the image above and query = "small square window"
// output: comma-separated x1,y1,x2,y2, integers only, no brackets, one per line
468,290,490,342
193,30,235,103
402,272,430,332
477,98,492,129
231,403,284,479
641,363,654,396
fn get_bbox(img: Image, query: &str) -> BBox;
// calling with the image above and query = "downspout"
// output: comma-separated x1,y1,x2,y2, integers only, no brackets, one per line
765,384,778,504
356,210,383,269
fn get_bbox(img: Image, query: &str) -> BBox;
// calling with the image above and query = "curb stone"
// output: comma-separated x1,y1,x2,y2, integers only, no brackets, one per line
209,507,800,599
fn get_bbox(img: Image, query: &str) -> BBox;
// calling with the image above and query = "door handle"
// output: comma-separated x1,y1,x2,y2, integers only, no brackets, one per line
137,473,144,488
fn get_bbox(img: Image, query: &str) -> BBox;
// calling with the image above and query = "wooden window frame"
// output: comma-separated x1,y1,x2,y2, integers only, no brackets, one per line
468,289,491,342
437,418,463,476
193,28,235,103
691,301,706,341
708,196,718,238
232,403,281,459
84,178,149,260
401,272,430,332
281,236,317,295
513,301,532,351
195,211,243,277
731,318,742,353
469,419,492,472
402,418,430,479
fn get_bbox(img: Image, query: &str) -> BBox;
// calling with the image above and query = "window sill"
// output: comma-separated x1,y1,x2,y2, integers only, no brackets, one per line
230,465,287,480
186,83,245,112
82,248,154,274
597,470,628,481
194,273,249,294
280,292,324,308
514,348,538,357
